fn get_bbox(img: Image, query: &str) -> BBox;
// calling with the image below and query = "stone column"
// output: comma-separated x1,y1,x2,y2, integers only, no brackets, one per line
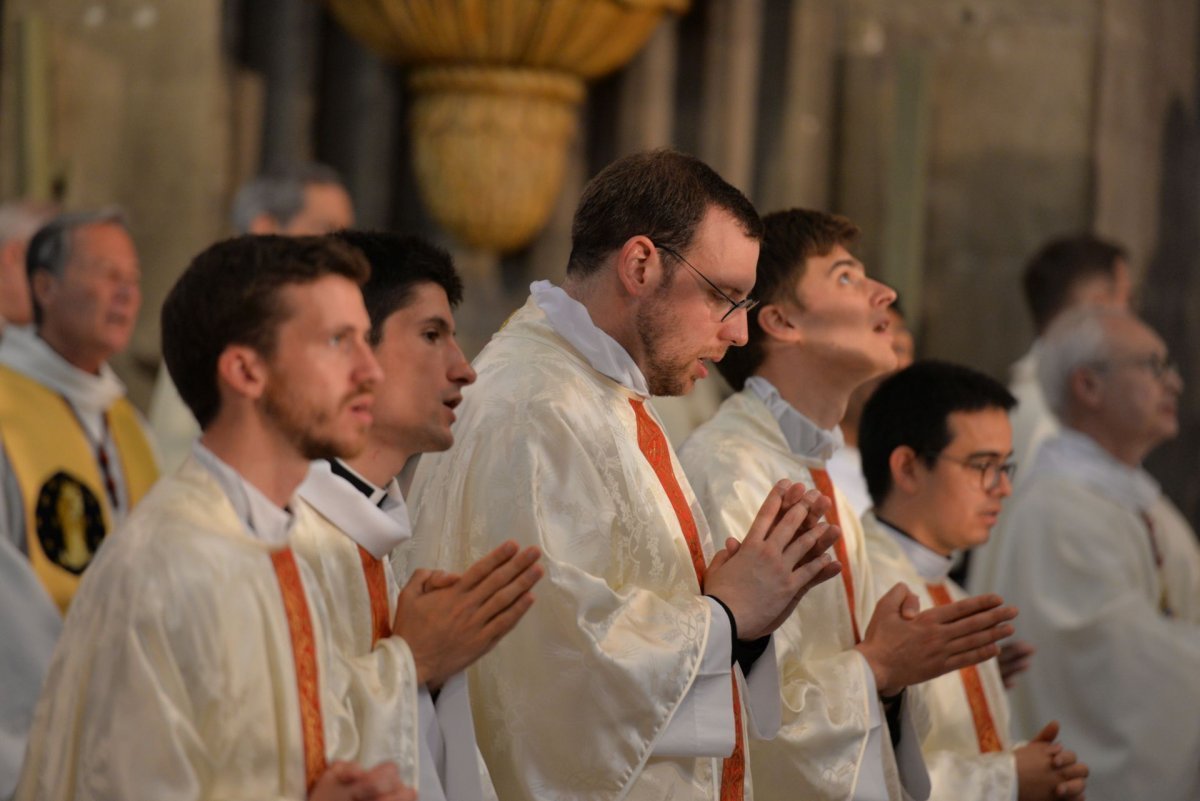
0,0,234,408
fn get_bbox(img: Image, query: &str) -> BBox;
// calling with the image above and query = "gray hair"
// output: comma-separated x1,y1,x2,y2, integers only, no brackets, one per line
26,208,130,325
0,199,59,243
1036,305,1129,418
229,163,344,234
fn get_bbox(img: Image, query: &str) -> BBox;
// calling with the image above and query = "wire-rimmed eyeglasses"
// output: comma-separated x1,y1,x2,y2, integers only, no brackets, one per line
653,243,759,322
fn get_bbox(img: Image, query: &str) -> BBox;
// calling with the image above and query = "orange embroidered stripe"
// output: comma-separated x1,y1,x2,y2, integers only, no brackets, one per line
628,399,744,801
927,583,1004,753
357,545,392,647
809,468,862,644
270,548,328,790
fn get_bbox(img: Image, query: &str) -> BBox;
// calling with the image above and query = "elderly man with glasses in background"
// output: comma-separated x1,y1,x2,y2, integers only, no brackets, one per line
981,306,1200,801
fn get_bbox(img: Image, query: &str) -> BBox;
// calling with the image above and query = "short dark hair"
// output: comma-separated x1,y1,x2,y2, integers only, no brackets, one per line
1023,234,1127,335
162,235,370,429
26,208,129,326
331,230,464,346
860,360,1016,508
566,149,763,277
716,208,860,391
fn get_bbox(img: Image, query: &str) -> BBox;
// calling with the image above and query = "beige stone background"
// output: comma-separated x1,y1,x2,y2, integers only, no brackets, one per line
2,0,1197,527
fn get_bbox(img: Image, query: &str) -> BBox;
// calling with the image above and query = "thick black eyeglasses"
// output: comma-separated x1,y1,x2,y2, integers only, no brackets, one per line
927,453,1017,492
654,243,759,322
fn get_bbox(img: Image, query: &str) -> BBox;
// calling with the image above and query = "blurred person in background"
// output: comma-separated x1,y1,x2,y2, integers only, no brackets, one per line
0,209,157,797
0,199,59,337
983,306,1200,801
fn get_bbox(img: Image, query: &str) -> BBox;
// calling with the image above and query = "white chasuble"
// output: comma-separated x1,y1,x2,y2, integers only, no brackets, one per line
680,388,929,801
15,456,416,801
985,432,1200,801
406,294,778,801
861,512,1017,801
296,460,491,801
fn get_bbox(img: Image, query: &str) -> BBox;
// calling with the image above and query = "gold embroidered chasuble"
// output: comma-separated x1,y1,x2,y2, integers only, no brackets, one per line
406,298,770,801
0,363,158,611
861,512,1017,801
680,389,926,801
15,457,415,801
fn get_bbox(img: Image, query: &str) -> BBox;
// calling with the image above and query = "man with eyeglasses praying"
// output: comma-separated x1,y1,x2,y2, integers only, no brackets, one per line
981,306,1200,801
858,360,1089,801
681,208,1018,801
405,149,844,801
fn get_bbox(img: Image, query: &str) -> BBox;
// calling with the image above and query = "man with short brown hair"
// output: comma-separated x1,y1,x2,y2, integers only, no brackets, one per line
18,234,417,801
408,149,842,801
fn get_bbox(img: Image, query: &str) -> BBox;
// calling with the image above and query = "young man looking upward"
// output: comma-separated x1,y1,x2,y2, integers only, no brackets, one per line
681,208,1017,801
858,360,1088,801
18,236,414,801
295,231,543,801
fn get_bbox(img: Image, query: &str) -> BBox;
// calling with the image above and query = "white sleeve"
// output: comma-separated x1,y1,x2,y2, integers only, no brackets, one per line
652,597,735,757
0,536,61,797
851,654,930,801
742,636,781,739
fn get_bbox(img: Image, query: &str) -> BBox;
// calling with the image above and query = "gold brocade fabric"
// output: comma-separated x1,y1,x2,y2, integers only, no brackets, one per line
680,389,910,801
407,299,744,801
861,511,1017,801
15,458,411,801
0,364,158,611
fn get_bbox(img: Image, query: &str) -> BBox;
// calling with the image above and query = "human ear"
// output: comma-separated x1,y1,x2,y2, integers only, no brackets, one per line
757,302,803,344
613,236,660,298
215,345,269,401
889,446,923,495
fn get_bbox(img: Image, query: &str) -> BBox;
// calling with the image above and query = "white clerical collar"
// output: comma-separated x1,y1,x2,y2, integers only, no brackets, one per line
874,515,954,582
297,460,412,559
0,324,125,415
745,376,844,461
1030,428,1160,511
530,280,651,397
192,441,295,547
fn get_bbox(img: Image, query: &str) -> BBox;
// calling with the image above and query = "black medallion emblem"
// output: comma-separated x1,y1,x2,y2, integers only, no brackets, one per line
35,471,107,575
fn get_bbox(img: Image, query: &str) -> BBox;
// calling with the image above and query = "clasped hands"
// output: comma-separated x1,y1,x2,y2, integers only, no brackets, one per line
391,540,544,691
703,479,845,641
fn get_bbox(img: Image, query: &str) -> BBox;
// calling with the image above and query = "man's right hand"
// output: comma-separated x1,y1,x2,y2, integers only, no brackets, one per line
310,761,415,801
392,539,543,690
1015,722,1089,800
855,583,1017,697
703,480,844,640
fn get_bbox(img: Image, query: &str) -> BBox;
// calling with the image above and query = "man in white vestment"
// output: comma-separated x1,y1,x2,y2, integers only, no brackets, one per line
681,208,1019,801
296,230,545,801
0,200,58,338
858,360,1089,801
983,306,1200,801
17,235,420,801
0,210,159,796
827,301,914,515
149,164,356,471
968,235,1131,596
408,149,846,801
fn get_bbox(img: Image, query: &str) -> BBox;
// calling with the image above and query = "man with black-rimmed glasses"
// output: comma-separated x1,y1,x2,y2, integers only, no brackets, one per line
858,360,1088,801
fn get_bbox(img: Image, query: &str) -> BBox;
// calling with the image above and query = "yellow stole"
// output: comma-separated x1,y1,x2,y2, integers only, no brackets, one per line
0,364,158,611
